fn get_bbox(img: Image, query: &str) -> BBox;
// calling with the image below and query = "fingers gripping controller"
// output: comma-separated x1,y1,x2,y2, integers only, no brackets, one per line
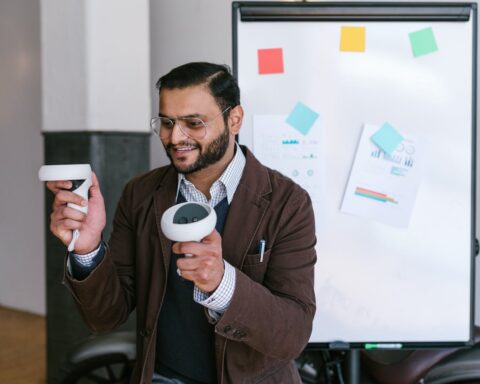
65,178,91,214
161,202,217,276
39,164,92,251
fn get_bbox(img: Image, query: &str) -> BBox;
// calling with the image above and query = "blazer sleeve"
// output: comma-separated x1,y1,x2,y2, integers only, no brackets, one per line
63,180,137,332
214,188,317,360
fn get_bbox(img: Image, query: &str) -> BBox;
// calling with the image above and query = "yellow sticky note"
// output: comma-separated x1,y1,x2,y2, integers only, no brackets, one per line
340,26,366,52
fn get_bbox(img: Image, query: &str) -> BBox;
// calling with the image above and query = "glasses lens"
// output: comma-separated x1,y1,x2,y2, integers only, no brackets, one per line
151,117,176,138
180,118,206,139
160,117,174,130
151,116,208,140
150,117,160,135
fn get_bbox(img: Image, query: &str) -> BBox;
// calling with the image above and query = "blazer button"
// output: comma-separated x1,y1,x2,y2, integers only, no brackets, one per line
223,325,232,333
233,330,246,339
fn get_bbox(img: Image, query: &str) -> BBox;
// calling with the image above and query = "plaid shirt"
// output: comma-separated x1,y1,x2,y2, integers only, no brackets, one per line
178,143,245,317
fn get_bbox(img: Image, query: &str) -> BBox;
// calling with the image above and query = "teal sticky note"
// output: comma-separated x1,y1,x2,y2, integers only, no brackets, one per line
286,102,319,136
371,123,404,155
409,27,438,57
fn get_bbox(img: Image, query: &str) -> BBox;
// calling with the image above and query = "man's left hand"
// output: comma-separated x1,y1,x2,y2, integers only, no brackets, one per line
173,229,224,292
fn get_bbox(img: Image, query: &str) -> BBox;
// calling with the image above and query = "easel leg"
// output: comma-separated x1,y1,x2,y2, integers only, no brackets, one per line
346,349,360,384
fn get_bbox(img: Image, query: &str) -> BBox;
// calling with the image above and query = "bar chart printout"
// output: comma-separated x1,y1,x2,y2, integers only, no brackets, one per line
341,124,425,228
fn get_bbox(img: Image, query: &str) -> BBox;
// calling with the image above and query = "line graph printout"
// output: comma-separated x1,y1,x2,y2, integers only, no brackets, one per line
341,124,425,228
253,115,324,210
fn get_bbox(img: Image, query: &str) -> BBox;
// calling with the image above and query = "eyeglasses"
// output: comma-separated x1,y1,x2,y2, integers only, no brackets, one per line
151,106,232,140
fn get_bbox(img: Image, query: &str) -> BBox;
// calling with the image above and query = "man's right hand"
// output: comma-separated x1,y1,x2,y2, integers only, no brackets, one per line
46,172,106,254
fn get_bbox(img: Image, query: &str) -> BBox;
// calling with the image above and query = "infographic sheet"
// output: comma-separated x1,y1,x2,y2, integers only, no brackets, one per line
253,114,323,206
341,124,425,228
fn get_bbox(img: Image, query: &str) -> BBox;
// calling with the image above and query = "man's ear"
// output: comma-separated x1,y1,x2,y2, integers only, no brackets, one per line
228,105,244,135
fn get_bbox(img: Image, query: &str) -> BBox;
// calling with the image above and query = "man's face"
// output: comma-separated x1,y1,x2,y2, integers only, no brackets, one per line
159,85,231,174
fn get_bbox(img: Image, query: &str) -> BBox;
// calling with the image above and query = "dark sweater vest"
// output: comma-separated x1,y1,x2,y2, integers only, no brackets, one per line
155,193,230,384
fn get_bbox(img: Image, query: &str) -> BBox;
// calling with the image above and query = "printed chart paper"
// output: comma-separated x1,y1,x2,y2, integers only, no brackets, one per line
253,115,323,206
341,124,425,228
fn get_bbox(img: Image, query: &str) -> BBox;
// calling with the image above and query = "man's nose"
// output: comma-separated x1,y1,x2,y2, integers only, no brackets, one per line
170,120,189,142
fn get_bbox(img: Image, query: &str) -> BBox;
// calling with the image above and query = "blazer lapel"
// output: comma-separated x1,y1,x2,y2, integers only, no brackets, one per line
222,148,272,269
153,166,178,273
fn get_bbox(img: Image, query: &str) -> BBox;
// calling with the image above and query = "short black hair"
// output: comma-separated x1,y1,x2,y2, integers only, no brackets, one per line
156,62,240,120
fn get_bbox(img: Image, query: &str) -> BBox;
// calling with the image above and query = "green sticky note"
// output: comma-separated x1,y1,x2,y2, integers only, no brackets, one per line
409,27,438,57
371,123,404,155
286,102,319,136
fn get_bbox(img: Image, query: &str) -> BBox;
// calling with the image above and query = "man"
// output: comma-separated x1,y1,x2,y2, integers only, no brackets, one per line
46,62,316,383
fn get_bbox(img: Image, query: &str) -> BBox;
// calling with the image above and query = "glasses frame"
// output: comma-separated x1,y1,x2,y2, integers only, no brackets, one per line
151,106,232,140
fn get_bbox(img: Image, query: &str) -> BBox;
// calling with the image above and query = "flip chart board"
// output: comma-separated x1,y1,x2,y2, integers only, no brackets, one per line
233,2,477,347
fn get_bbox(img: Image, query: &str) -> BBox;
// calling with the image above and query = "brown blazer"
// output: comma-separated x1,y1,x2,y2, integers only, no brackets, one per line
64,146,317,384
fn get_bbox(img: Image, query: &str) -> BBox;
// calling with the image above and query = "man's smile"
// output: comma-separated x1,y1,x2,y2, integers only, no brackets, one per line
173,145,198,153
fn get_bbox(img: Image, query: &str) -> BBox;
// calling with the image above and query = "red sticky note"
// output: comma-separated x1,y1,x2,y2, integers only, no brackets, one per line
258,48,284,75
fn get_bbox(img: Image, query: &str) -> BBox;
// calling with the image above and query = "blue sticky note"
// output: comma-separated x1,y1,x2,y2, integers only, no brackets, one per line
371,123,404,155
286,102,319,136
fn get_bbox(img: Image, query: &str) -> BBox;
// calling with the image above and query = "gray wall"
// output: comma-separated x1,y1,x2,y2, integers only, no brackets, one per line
0,0,44,314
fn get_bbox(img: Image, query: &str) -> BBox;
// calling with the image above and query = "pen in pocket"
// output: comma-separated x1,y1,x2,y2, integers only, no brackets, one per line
258,239,266,262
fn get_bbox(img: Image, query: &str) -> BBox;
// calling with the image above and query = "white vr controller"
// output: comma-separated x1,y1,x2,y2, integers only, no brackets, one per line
161,202,217,268
161,202,217,243
160,202,217,276
39,164,92,252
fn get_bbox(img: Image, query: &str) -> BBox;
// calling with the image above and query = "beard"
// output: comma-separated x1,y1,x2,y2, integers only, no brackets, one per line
164,125,230,174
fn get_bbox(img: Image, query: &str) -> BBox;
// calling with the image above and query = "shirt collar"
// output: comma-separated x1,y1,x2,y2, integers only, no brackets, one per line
176,142,246,204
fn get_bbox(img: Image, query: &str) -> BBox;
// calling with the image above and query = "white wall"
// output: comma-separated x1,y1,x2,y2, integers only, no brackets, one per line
0,0,44,314
85,0,150,132
40,0,87,132
41,0,150,132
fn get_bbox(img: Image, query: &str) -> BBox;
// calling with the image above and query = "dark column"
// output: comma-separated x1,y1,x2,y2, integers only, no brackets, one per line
43,131,150,383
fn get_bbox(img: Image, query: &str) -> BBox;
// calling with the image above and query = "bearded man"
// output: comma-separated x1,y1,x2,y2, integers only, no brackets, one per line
46,62,317,384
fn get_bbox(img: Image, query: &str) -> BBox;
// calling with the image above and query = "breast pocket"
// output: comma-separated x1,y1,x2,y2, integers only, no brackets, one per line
241,249,271,283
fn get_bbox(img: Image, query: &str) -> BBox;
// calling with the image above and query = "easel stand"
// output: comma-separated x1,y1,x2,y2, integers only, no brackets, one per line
346,350,360,384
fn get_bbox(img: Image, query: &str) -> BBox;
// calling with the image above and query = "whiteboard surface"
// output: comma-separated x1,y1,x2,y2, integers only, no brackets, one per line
235,6,475,344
